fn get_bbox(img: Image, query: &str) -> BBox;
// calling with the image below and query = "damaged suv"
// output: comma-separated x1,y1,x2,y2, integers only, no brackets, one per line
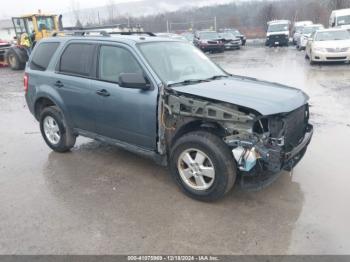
25,35,313,201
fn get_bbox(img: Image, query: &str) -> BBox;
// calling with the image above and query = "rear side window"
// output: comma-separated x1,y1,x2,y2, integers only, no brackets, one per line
30,42,59,71
59,43,95,77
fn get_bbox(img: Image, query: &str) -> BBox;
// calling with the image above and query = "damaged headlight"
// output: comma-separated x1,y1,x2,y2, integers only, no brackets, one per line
232,146,260,172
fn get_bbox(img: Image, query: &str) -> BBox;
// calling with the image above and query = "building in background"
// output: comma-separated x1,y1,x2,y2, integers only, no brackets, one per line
0,20,15,41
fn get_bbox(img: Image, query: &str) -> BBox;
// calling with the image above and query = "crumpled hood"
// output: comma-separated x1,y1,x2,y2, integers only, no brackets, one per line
172,76,309,116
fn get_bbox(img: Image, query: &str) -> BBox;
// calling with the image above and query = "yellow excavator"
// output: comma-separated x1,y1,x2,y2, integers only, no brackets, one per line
5,11,63,70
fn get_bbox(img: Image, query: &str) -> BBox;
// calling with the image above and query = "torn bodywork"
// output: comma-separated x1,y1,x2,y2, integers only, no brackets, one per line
161,88,313,190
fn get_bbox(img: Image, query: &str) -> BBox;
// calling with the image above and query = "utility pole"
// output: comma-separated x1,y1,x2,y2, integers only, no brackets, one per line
166,20,169,33
214,16,217,31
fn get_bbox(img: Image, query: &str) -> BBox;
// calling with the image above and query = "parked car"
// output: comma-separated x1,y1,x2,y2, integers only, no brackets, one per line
25,34,313,201
305,28,350,64
265,20,291,47
220,29,246,46
297,24,324,50
193,31,224,53
218,32,241,50
292,21,313,45
329,8,350,30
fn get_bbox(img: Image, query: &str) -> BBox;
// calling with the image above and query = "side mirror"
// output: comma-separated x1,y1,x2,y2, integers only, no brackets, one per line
119,73,150,90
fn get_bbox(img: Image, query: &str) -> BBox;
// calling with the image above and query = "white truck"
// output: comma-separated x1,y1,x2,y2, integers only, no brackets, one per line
265,20,291,47
329,8,350,30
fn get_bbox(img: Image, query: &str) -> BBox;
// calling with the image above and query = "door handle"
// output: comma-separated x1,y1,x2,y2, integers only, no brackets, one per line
54,81,64,88
96,89,110,97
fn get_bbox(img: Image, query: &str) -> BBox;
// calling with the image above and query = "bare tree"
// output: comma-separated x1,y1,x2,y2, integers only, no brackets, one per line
259,3,277,29
106,0,118,24
71,0,81,23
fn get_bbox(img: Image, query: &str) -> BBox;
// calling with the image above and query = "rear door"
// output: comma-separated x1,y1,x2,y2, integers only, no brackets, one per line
91,44,158,150
53,42,98,132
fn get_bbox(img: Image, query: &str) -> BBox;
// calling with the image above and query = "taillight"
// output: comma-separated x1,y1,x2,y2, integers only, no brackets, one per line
24,73,28,93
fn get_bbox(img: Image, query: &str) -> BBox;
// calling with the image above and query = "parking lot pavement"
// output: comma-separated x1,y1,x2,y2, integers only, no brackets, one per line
0,46,350,255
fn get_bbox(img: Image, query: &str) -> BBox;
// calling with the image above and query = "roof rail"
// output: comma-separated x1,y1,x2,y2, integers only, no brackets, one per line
109,31,156,37
70,30,110,36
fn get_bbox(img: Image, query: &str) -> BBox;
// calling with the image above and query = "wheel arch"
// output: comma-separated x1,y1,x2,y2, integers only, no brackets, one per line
34,96,56,120
33,95,73,128
168,119,227,148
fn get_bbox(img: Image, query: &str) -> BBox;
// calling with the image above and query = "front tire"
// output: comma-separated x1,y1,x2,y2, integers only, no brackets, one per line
6,49,25,70
170,131,237,201
309,51,315,65
39,106,76,153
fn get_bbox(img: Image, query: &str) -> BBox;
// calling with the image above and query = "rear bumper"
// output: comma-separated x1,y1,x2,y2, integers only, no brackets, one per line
238,124,313,190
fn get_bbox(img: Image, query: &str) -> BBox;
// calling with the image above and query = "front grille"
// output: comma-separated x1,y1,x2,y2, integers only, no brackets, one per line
327,56,347,60
208,41,219,44
269,34,286,40
283,105,308,150
326,48,348,53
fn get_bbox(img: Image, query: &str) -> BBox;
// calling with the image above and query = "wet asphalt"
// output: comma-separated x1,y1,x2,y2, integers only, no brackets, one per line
0,46,350,255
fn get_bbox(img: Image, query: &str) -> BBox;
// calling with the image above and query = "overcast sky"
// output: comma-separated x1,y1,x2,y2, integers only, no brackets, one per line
0,0,236,19
0,0,140,18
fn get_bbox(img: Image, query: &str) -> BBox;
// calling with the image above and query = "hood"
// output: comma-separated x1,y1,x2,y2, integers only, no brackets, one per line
302,33,312,37
314,39,350,48
267,31,289,37
337,25,350,30
172,76,309,116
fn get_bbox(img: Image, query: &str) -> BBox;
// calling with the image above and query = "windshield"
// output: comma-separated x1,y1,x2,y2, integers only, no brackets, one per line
228,30,241,36
294,26,304,33
36,16,55,31
302,26,322,34
337,15,350,26
138,42,226,85
198,31,220,40
315,30,350,41
219,32,235,39
268,24,289,32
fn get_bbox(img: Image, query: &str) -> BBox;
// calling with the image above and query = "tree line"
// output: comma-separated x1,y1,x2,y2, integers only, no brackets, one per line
74,0,350,37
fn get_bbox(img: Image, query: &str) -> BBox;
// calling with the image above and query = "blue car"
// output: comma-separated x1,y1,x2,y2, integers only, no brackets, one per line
25,33,313,201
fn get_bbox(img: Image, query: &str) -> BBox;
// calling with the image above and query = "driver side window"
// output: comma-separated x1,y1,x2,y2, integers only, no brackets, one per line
98,45,143,83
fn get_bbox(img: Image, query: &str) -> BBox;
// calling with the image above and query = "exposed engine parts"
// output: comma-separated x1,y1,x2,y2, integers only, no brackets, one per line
163,91,310,176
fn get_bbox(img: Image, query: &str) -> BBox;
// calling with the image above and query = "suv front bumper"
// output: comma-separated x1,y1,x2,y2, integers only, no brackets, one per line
237,124,313,190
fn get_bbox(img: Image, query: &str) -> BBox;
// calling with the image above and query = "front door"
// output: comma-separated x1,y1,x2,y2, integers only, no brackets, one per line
91,44,158,150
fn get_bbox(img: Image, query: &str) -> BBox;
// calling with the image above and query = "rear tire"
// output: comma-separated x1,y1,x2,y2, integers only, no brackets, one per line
39,106,76,153
170,131,237,201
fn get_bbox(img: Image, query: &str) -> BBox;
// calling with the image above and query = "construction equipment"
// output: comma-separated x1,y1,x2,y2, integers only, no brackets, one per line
5,11,63,70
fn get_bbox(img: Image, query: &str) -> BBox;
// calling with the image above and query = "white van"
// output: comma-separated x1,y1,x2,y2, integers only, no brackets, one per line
329,9,350,30
266,20,291,47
